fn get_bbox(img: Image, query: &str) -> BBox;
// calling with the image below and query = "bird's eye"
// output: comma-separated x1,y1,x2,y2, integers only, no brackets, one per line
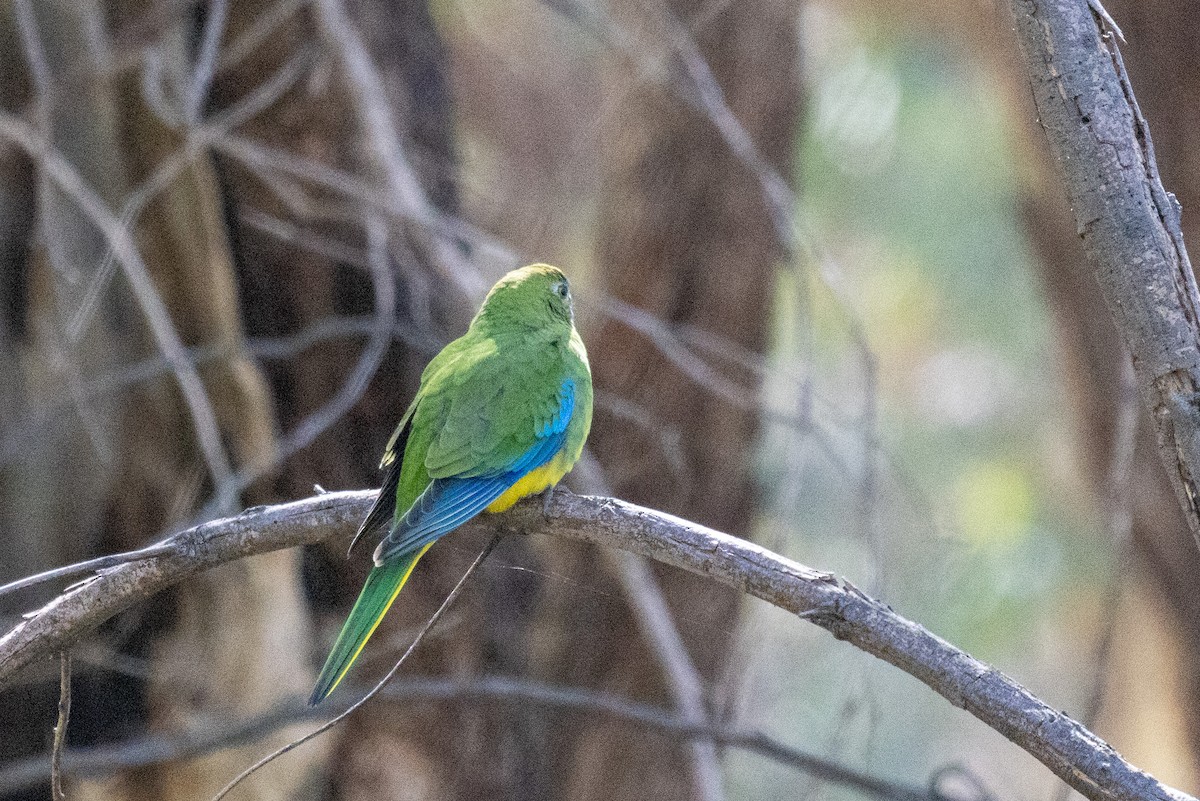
554,281,569,299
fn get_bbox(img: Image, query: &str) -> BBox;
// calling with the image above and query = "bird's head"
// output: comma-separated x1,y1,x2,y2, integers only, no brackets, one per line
473,263,576,330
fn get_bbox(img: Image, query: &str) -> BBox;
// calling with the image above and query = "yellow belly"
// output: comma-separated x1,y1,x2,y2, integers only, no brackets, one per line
486,452,572,513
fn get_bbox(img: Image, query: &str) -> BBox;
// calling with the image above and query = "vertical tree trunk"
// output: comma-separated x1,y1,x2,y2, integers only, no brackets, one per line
205,2,480,800
0,2,305,799
556,2,798,798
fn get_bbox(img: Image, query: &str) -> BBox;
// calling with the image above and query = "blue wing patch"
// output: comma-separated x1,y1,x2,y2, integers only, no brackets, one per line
372,379,575,566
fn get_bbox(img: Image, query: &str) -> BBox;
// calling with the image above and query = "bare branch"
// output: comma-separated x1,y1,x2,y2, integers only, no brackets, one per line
217,0,306,73
0,675,966,801
13,0,52,130
572,459,725,800
605,547,726,800
0,491,1190,801
1008,0,1200,548
0,542,176,601
1054,353,1140,801
68,44,315,345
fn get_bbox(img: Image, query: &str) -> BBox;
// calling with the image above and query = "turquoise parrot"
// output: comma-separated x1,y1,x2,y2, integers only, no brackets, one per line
309,264,593,704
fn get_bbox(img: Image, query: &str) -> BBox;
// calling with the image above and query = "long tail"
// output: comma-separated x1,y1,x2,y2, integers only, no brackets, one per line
308,544,432,705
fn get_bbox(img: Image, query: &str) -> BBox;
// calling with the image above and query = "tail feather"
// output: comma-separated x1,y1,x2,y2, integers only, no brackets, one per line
308,544,432,705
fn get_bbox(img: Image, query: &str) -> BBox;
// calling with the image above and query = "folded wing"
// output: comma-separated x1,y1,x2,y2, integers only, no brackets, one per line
372,374,575,565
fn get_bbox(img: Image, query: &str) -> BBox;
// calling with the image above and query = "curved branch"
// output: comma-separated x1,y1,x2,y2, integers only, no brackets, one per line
0,491,1191,801
1008,0,1200,546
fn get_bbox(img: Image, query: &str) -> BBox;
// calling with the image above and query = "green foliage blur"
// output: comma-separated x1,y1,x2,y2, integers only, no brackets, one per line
735,5,1114,797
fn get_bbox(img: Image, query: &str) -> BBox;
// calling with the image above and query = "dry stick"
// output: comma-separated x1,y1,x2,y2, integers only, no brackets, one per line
50,652,71,801
0,491,1190,801
0,312,437,477
1052,356,1139,801
217,0,306,72
604,549,726,800
12,0,52,141
1008,0,1200,549
633,1,887,559
208,534,501,801
67,45,315,346
185,0,229,122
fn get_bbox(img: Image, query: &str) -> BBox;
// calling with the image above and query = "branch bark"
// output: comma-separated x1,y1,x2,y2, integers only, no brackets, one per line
0,491,1191,801
1008,0,1200,547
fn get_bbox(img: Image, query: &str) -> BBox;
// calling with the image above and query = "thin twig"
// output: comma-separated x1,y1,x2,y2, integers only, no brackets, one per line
312,0,485,300
557,0,890,552
186,0,229,122
575,459,725,801
217,0,306,72
12,0,52,132
1051,355,1140,801
0,674,970,801
0,491,1189,801
1088,355,1141,711
208,534,502,801
0,313,439,475
605,548,726,800
50,652,71,800
68,45,314,345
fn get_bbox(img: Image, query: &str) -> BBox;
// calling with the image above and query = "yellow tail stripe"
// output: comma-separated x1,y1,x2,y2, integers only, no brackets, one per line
320,542,434,699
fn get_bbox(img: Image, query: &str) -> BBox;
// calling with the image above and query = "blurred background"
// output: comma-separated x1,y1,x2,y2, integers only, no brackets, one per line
0,0,1198,799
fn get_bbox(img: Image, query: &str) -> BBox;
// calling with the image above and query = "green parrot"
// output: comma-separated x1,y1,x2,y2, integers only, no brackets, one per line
309,263,593,705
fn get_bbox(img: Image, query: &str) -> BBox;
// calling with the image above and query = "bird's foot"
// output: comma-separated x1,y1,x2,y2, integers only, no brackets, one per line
541,484,556,521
